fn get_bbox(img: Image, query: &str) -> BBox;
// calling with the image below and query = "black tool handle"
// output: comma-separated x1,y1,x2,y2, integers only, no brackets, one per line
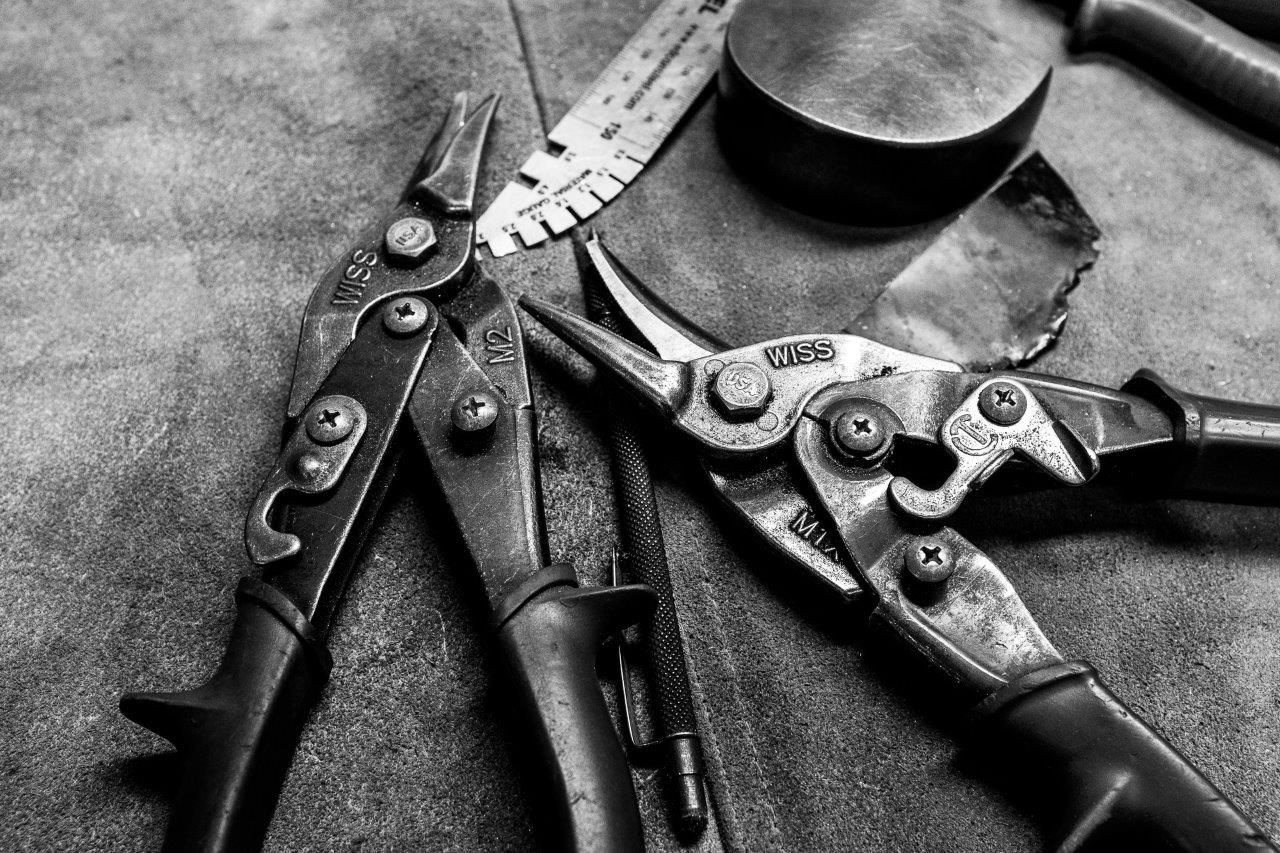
120,579,332,853
966,661,1274,852
1124,368,1280,502
1194,0,1280,41
581,238,711,837
1070,0,1280,141
495,569,657,853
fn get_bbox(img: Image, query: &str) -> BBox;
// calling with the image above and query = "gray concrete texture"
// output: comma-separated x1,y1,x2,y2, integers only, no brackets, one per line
1,0,1278,850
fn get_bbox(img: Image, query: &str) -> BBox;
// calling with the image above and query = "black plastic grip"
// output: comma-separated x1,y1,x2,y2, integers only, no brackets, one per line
1124,368,1280,502
1070,0,1280,141
495,570,657,853
120,579,332,853
966,661,1274,852
1193,0,1280,40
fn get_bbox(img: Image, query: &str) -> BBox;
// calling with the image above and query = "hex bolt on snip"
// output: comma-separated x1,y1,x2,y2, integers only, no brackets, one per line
451,391,498,433
305,395,358,444
382,296,431,336
384,216,437,263
978,381,1028,426
712,361,772,419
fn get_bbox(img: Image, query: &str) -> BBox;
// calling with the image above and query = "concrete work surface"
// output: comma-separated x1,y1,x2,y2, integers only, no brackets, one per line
1,0,1278,850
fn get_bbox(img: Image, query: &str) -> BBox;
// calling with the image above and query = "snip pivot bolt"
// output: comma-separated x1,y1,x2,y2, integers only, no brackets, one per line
305,395,358,444
712,362,772,419
978,381,1027,426
385,217,437,264
451,391,498,433
382,297,430,336
905,539,954,585
832,407,886,458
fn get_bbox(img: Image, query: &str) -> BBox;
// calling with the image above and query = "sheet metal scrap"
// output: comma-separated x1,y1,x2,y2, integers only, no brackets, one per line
848,152,1101,371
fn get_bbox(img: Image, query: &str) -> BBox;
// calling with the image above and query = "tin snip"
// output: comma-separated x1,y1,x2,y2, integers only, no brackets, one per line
521,236,1280,852
121,96,656,853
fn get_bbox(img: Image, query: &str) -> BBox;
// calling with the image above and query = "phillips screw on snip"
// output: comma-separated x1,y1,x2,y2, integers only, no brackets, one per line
831,405,889,461
305,396,358,445
978,381,1027,426
904,538,955,586
451,391,499,433
382,297,431,336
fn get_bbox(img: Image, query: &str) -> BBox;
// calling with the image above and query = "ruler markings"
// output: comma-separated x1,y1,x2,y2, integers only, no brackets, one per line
478,0,738,257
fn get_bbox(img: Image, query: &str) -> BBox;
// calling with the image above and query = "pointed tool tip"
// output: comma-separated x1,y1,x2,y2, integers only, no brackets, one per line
518,294,687,417
470,91,501,120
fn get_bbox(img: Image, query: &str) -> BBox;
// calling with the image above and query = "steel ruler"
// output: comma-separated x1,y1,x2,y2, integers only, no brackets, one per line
477,0,739,257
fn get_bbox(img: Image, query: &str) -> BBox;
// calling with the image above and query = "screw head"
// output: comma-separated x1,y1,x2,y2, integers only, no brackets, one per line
382,296,431,336
832,408,886,457
904,539,955,585
384,217,437,263
712,362,772,419
978,381,1027,426
451,391,499,433
305,396,357,445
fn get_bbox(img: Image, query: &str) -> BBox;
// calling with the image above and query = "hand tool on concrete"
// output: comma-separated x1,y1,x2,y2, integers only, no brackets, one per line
717,0,1053,224
578,237,711,839
1052,0,1280,140
520,241,1280,852
478,0,742,257
119,94,655,853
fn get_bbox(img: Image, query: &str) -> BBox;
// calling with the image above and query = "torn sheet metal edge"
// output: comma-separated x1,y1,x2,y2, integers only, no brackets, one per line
846,152,1101,371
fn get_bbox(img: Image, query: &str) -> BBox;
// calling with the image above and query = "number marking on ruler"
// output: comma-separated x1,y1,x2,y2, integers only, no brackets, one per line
477,0,738,257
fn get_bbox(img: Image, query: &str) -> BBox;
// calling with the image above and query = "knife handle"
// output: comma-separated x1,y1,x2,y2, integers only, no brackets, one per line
495,568,657,853
1070,0,1280,140
1123,368,1280,502
966,661,1275,852
1193,0,1280,41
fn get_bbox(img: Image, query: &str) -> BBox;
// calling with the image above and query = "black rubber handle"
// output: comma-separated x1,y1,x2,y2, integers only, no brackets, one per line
120,579,332,853
1194,0,1280,41
1124,368,1280,502
495,569,657,853
1070,0,1280,140
966,661,1275,852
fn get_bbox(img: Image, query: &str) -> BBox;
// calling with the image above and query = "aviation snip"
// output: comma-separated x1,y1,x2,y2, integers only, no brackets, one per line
521,235,1280,853
120,96,657,853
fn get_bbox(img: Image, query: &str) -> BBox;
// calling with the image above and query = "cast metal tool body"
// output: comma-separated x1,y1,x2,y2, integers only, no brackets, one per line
121,96,655,853
522,238,1280,852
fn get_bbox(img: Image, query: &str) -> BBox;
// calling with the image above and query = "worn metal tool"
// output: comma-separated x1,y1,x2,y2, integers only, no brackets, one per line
579,237,710,838
521,240,1280,852
120,94,655,853
1051,0,1280,140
